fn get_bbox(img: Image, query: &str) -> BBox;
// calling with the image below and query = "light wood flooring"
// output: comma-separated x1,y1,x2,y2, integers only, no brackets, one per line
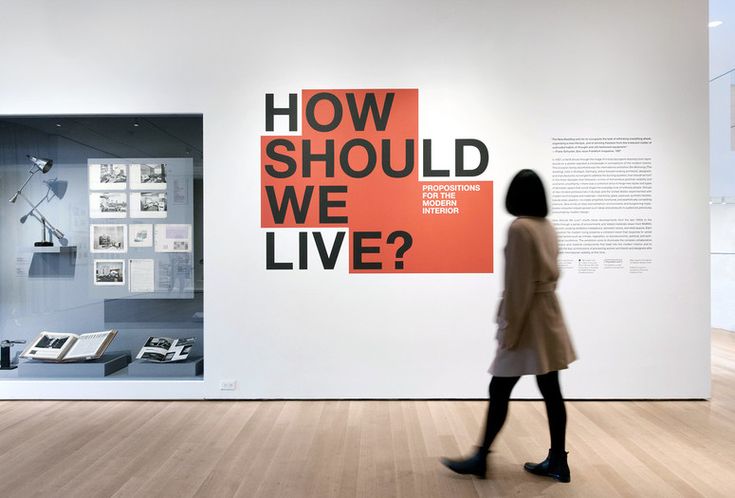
1,330,733,497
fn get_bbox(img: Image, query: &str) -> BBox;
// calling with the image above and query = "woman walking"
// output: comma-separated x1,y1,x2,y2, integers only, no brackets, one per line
441,169,577,482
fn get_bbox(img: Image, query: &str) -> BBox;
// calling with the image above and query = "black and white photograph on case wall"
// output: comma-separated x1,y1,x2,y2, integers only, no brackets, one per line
130,163,167,190
131,192,167,218
89,163,127,190
94,259,126,286
89,192,128,219
129,223,153,248
90,224,128,253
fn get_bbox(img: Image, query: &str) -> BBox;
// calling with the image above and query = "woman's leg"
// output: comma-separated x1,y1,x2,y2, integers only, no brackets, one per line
440,375,520,478
535,370,566,451
524,370,571,482
479,375,521,451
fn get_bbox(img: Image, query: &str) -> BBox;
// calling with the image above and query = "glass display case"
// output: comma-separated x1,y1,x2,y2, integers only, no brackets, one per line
0,115,204,380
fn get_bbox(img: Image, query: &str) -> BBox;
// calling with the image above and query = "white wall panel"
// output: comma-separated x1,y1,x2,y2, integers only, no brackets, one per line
0,0,710,399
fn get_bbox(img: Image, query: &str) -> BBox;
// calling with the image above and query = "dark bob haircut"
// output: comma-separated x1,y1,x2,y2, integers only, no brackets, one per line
505,169,548,217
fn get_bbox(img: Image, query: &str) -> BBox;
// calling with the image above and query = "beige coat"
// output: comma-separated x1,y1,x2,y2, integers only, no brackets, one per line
489,217,577,377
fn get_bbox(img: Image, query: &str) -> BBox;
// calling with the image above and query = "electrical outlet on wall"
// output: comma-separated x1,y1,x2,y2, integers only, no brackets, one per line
220,379,237,391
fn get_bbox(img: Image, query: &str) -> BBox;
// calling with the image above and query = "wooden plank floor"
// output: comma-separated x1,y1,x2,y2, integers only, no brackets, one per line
0,330,733,497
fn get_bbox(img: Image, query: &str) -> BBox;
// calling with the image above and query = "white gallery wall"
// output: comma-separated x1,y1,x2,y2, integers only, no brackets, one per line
0,0,709,399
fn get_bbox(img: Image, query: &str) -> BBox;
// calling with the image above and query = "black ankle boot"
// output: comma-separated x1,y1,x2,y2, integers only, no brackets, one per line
440,446,488,479
523,449,570,483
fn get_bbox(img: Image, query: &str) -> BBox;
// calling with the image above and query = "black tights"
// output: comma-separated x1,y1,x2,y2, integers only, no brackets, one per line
480,370,567,452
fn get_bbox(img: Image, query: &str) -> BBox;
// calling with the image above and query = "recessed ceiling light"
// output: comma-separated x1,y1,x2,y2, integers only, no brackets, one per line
709,20,723,28
55,123,61,127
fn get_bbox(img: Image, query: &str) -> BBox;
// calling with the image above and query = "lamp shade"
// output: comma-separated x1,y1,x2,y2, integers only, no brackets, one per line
44,179,67,199
27,155,53,173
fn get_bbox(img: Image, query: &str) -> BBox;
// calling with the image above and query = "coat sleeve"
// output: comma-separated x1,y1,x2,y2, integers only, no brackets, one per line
500,222,536,349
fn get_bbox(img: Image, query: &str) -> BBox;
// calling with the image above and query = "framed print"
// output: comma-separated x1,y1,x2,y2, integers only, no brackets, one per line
90,224,128,253
130,163,167,190
94,259,126,286
89,163,127,190
89,192,127,219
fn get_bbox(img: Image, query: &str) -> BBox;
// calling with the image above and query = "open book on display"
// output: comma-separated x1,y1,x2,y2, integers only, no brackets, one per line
136,336,195,362
20,330,117,362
